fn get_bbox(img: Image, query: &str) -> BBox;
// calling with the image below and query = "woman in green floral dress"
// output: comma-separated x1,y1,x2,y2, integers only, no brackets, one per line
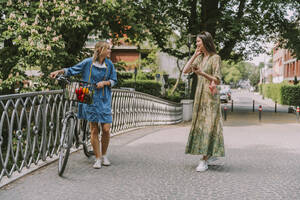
183,31,225,172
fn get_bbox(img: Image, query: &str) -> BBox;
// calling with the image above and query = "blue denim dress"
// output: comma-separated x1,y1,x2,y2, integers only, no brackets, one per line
64,57,117,123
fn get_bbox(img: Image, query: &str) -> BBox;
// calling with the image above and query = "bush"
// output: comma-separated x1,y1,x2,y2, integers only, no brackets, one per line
120,79,162,97
167,78,186,101
262,83,283,103
161,90,184,103
260,83,300,106
136,71,155,80
281,85,300,106
117,71,134,86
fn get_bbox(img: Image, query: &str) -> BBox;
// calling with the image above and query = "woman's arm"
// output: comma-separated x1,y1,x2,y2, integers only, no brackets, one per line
50,69,64,78
183,48,202,74
196,71,220,85
108,62,117,87
183,54,197,74
64,58,88,76
96,61,117,89
49,58,88,79
194,55,221,85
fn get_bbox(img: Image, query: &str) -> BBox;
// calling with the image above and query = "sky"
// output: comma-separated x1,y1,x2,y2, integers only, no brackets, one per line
247,9,297,66
248,53,272,66
246,42,274,66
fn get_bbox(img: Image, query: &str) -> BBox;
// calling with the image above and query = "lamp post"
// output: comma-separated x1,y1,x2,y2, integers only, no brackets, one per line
163,74,169,96
134,67,137,90
187,33,196,98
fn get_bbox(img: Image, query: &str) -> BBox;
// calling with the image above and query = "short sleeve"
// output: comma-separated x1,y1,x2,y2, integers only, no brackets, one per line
212,55,221,81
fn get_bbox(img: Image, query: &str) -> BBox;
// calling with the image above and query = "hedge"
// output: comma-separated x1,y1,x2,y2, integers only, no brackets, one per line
280,85,300,106
119,79,162,97
259,83,300,106
117,72,134,86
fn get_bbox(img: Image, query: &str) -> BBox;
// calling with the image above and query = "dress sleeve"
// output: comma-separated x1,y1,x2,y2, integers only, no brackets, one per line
108,61,117,87
64,58,89,76
191,55,202,69
212,55,221,81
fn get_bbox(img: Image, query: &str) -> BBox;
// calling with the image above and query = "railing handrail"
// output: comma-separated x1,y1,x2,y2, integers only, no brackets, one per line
112,89,182,106
0,90,62,100
0,89,182,106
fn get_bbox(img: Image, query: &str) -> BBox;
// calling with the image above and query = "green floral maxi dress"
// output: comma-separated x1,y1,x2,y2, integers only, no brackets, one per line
185,54,225,157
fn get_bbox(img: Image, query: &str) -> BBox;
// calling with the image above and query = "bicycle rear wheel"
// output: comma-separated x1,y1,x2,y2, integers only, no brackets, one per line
58,116,75,176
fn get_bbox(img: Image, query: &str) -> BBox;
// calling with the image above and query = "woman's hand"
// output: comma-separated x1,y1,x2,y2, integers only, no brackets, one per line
193,66,203,76
49,69,64,79
209,80,217,95
96,81,105,89
193,47,202,57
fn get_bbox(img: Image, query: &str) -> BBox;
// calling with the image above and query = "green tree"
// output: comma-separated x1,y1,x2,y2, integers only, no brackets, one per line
221,61,260,87
246,62,260,87
134,0,299,97
0,0,150,94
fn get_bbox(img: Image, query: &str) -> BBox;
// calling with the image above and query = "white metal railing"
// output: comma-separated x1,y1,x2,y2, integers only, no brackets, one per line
0,89,182,182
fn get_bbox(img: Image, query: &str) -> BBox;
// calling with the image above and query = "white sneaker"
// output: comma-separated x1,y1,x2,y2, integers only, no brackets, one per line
102,155,111,166
93,159,102,169
207,157,218,165
196,160,208,172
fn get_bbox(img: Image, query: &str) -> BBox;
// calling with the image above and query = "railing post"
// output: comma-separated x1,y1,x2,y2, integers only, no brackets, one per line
231,100,233,112
259,105,262,121
275,101,277,113
297,106,299,122
42,96,47,161
223,106,227,121
253,100,255,112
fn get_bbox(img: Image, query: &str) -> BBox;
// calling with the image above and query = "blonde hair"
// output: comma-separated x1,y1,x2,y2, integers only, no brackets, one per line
93,41,110,62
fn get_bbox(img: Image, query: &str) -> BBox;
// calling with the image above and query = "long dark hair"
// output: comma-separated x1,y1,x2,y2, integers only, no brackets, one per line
197,31,217,55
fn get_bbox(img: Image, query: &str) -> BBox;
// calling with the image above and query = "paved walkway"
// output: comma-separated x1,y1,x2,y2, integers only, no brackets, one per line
1,111,300,199
228,89,291,113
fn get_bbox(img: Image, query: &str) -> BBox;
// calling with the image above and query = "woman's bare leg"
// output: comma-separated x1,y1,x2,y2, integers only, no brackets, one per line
90,122,101,159
101,123,110,155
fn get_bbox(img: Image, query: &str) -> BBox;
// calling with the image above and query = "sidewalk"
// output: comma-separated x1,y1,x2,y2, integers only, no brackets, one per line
1,113,300,200
230,89,291,113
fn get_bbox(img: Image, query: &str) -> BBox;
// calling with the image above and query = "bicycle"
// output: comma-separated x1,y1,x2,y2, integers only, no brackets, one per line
56,75,97,176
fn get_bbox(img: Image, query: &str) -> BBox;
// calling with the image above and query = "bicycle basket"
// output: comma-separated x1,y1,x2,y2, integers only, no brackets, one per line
64,80,95,105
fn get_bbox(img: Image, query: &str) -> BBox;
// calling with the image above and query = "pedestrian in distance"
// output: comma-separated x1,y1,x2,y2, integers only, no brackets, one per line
50,41,117,169
183,31,225,172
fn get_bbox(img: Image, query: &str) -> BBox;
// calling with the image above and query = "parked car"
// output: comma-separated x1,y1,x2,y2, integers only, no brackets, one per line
220,92,229,103
219,85,231,100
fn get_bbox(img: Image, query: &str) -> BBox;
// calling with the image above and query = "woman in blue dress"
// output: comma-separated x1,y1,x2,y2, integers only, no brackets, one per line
50,41,117,169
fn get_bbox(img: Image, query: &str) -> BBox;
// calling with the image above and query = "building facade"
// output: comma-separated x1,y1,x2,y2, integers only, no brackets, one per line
272,46,300,83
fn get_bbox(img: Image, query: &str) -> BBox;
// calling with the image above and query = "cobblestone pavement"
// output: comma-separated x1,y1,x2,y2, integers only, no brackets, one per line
1,109,300,200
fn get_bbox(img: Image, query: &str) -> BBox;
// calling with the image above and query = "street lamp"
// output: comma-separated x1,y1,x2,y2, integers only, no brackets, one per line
134,67,137,90
163,74,169,96
163,74,169,88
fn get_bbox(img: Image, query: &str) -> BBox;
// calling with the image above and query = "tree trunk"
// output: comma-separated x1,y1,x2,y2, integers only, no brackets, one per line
170,59,184,95
200,0,219,37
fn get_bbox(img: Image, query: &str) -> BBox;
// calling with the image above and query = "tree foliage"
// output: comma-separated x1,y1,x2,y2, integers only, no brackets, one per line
137,0,300,61
0,0,150,94
221,61,260,87
0,0,299,95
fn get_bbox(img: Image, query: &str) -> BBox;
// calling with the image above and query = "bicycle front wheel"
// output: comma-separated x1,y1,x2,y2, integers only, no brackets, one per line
81,120,95,157
58,116,75,176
